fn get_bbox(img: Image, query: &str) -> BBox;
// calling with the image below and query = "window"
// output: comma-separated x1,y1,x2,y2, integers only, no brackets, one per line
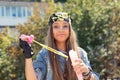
6,6,10,16
23,7,26,17
39,9,44,16
12,6,16,17
0,6,1,16
27,8,32,16
18,7,22,17
1,6,4,16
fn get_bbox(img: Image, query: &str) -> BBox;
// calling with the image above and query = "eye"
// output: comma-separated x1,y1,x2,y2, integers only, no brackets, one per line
53,26,59,29
63,25,69,29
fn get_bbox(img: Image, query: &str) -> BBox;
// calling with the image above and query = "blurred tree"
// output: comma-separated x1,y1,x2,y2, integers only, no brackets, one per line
54,0,67,3
4,1,64,80
0,27,24,80
1,0,120,79
11,0,41,2
17,2,64,54
17,2,48,54
63,0,120,79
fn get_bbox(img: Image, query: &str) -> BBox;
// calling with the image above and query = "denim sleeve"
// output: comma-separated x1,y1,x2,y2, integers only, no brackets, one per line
79,48,100,80
33,49,47,80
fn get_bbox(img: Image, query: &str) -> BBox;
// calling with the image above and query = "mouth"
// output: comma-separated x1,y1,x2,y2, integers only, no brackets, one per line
58,34,65,37
58,34,65,36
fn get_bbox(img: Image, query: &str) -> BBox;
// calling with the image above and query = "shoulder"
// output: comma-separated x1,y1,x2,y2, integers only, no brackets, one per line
38,48,49,55
33,48,48,79
36,48,49,61
78,47,88,57
33,48,49,70
78,47,91,65
38,48,49,56
78,48,100,79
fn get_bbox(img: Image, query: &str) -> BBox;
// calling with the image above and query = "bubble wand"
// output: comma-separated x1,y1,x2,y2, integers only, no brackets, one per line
20,34,68,59
69,50,83,80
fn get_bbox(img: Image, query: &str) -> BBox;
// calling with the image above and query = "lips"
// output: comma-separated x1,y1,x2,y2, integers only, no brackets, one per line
57,34,65,37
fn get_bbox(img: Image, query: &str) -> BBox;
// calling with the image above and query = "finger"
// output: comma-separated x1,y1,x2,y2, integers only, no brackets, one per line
72,59,83,66
72,61,79,66
20,35,29,41
73,63,83,70
74,59,83,63
73,65,82,74
76,66,88,74
72,59,84,67
73,63,85,72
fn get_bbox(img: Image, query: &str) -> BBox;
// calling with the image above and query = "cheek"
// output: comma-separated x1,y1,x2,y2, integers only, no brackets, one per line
53,30,70,40
66,30,70,38
52,30,57,37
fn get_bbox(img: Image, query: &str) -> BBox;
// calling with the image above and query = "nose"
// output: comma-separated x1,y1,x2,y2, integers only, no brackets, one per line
59,27,64,30
59,26,69,31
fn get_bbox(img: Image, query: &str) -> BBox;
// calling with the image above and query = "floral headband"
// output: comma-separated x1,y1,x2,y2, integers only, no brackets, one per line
49,12,71,26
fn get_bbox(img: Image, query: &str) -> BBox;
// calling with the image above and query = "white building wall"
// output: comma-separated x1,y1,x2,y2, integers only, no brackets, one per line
0,1,47,27
0,1,33,27
0,1,47,36
0,17,28,26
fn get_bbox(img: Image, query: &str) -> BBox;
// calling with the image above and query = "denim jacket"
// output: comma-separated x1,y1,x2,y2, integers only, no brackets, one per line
33,48,100,80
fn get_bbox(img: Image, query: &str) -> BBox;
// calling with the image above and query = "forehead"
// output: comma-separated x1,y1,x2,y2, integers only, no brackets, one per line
52,21,69,25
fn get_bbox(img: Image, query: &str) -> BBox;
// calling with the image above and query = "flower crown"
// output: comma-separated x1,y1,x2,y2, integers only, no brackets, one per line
49,12,71,26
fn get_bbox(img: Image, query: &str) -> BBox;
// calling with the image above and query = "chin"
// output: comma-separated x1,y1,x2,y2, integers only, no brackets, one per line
56,39,66,43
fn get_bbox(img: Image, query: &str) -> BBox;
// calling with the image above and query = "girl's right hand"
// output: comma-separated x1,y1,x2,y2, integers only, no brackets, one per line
19,39,34,58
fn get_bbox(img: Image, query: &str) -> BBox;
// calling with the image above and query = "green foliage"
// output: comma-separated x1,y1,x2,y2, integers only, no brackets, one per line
17,3,48,54
15,2,65,79
1,0,119,79
63,0,120,79
0,27,25,80
17,2,64,54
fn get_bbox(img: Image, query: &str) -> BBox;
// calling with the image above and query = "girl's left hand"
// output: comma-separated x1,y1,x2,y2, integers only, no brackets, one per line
72,58,89,75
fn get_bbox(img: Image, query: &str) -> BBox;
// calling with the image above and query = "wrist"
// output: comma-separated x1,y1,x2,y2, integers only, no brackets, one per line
24,49,34,58
82,69,92,80
25,57,32,60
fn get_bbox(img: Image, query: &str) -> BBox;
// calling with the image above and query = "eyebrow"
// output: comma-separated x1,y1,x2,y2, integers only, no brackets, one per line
53,22,68,25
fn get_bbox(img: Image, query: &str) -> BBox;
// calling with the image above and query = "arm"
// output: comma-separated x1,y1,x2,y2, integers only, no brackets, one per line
19,39,38,80
25,49,47,80
79,48,100,80
90,75,95,80
25,58,37,80
32,49,47,80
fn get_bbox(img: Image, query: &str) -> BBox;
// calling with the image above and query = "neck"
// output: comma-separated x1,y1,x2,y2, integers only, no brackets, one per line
56,42,66,51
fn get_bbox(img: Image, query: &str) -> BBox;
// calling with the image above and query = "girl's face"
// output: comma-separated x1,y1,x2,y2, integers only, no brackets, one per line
52,21,70,43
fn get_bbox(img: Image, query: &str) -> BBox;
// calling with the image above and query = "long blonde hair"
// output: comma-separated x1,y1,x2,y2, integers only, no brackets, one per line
46,21,80,80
